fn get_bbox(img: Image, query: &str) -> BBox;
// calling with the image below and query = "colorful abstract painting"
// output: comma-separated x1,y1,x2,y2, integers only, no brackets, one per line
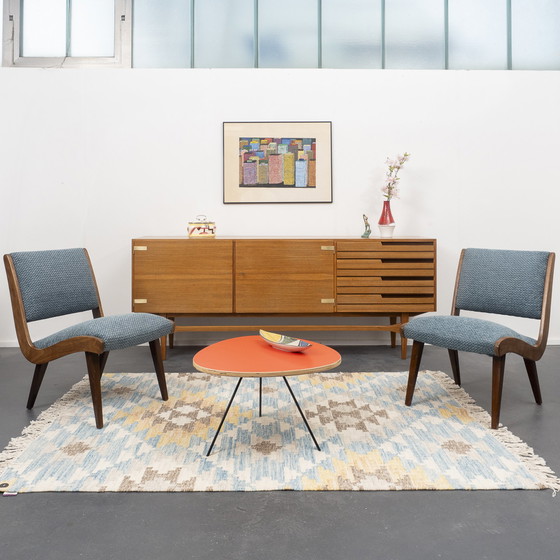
239,137,317,188
224,122,332,203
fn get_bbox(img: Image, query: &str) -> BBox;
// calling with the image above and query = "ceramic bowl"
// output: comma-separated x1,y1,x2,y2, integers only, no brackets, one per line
259,329,312,352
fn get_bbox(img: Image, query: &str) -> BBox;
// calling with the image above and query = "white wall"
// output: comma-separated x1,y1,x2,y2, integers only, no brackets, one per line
1,68,559,347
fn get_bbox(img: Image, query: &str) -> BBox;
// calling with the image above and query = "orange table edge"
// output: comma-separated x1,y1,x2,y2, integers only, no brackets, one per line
192,335,341,377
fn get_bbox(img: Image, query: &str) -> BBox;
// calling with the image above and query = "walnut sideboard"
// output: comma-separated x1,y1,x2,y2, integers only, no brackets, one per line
131,237,437,359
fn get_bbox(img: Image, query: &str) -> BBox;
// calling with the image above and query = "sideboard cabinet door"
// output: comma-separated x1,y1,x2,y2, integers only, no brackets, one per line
235,239,335,313
132,239,233,314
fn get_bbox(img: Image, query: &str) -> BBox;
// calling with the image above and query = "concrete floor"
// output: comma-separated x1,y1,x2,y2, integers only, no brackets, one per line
1,344,559,560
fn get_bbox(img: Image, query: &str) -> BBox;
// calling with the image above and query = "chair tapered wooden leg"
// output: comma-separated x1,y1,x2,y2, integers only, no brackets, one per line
85,352,104,429
491,355,506,429
149,339,169,401
523,358,542,405
405,341,424,406
99,351,110,376
448,349,461,386
27,362,49,409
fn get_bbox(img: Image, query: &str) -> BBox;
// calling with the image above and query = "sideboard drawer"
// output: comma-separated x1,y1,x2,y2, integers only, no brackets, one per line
335,239,436,313
337,259,435,271
336,240,435,253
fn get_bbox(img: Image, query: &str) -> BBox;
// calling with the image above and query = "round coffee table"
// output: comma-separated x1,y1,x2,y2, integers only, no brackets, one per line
193,335,341,456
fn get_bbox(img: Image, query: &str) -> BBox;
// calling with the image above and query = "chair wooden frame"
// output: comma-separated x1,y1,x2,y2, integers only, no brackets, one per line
404,250,555,429
4,251,168,429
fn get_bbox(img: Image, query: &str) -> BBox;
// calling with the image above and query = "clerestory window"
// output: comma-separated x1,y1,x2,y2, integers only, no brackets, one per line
2,0,131,68
3,0,560,70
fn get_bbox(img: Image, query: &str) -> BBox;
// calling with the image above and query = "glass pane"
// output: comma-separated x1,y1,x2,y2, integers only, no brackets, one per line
448,0,507,70
195,0,254,68
133,0,191,68
512,0,560,70
322,0,382,68
385,0,444,69
71,0,115,57
258,0,318,68
22,0,67,57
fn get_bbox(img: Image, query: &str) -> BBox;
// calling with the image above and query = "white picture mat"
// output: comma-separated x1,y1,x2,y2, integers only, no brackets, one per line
223,121,332,203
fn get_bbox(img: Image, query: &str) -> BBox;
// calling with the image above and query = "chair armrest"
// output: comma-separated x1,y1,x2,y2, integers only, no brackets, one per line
494,336,544,361
24,336,105,364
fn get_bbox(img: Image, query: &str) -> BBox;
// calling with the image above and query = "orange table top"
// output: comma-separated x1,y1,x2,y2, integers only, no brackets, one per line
192,335,341,378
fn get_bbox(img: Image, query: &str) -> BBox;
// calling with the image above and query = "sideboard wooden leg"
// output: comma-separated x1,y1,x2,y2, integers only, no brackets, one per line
389,316,397,348
400,313,410,359
168,317,175,348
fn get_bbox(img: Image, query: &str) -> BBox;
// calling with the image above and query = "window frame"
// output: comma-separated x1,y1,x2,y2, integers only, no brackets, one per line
2,0,132,68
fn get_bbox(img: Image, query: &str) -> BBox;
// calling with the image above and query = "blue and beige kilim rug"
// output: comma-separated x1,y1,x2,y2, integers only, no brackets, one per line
1,370,559,493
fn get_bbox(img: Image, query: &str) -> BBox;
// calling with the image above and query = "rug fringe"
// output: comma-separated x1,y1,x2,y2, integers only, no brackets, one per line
426,370,560,495
0,377,88,468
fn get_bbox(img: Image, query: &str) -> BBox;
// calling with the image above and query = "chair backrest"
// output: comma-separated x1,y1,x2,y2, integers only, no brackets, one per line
454,248,551,319
8,248,101,322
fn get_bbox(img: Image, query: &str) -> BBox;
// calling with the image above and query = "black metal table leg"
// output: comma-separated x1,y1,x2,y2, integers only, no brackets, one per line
282,376,321,451
259,377,263,417
206,377,243,457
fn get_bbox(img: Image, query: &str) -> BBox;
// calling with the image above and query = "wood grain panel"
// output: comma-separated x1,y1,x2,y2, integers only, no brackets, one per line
336,277,434,287
235,239,335,313
335,238,436,314
337,251,435,259
337,286,434,294
132,239,233,313
337,240,435,252
337,251,435,260
337,259,435,270
336,269,435,277
337,294,435,304
337,303,435,312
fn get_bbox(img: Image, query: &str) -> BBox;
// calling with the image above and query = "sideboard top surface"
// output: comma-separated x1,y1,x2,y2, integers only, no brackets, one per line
133,236,436,241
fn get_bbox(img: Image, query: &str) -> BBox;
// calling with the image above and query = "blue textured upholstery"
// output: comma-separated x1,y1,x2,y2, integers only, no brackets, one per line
403,248,554,430
10,249,100,322
6,247,174,429
455,249,549,319
403,315,536,357
34,313,174,352
9,248,174,351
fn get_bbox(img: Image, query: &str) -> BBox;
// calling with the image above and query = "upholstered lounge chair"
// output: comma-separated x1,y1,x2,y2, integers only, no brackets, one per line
4,248,174,428
402,248,555,429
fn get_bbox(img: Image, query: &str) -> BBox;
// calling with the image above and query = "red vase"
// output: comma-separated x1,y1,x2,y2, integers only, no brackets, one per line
378,200,395,225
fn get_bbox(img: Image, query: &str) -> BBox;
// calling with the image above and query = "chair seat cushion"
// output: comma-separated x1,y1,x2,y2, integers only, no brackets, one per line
34,313,174,352
403,315,536,356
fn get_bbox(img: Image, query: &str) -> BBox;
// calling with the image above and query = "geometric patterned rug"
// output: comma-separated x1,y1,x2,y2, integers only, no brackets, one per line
1,371,558,493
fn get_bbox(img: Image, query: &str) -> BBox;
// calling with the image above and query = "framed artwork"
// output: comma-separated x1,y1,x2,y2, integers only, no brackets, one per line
223,121,332,204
